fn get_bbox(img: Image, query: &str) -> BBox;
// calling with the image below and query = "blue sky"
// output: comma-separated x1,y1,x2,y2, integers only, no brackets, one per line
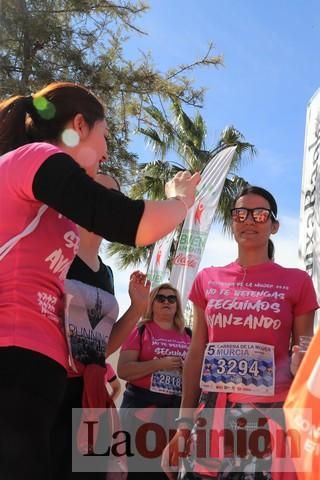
104,0,320,314
125,0,319,213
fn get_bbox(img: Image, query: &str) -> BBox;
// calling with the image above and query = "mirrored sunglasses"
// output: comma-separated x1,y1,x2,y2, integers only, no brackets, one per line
230,207,274,224
155,294,177,304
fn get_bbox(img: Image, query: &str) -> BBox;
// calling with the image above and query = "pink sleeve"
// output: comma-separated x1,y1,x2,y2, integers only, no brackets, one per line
7,143,64,201
121,326,141,352
189,270,207,310
294,271,319,316
105,363,117,382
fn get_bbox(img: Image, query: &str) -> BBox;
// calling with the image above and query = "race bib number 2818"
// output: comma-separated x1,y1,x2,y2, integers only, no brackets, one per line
151,370,182,396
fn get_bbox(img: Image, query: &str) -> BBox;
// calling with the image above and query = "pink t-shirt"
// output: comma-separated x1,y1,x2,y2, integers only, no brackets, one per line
0,143,79,368
121,321,191,390
189,261,318,395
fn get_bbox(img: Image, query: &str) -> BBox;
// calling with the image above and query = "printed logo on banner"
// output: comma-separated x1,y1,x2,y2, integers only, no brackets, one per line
172,253,198,268
194,202,204,223
156,248,162,266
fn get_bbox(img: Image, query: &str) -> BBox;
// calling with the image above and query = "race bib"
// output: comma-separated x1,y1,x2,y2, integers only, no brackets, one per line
200,342,275,396
151,370,182,396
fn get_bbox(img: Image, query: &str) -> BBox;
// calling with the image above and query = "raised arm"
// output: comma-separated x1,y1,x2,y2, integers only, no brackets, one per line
106,271,150,357
33,153,200,247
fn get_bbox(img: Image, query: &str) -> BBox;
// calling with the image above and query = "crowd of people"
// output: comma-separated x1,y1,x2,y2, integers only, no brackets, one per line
0,80,318,480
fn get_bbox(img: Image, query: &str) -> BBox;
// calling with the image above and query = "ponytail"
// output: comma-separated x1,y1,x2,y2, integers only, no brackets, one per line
0,82,105,156
0,95,32,155
268,239,275,260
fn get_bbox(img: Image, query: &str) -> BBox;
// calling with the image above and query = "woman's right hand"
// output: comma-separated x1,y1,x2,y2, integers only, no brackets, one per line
159,356,183,371
128,270,150,315
161,429,191,480
165,171,201,208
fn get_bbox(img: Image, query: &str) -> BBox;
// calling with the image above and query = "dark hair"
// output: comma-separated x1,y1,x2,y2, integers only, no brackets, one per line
233,185,278,260
0,82,105,155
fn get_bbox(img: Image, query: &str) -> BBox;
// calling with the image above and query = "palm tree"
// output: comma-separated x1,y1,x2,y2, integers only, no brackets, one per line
107,98,256,270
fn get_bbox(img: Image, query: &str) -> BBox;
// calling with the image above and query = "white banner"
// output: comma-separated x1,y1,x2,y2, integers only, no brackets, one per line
147,230,176,289
299,88,320,327
169,146,237,309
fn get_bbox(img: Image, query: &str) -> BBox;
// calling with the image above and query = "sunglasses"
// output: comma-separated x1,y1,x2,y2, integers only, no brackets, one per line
155,294,177,304
230,207,275,224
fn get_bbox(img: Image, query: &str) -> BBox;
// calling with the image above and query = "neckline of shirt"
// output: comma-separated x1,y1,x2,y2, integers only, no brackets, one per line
231,259,276,273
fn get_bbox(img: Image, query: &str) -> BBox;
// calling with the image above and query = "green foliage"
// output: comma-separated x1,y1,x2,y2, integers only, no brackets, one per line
106,241,151,269
0,0,222,179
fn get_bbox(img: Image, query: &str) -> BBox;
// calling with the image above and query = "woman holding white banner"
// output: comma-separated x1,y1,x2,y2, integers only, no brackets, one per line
162,186,318,480
0,81,200,480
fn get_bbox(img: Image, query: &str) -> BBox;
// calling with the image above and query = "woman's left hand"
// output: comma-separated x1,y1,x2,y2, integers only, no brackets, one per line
128,271,150,315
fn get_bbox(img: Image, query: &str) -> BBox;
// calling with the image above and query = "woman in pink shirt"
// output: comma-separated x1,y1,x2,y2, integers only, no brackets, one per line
163,186,318,480
0,81,200,480
118,283,192,479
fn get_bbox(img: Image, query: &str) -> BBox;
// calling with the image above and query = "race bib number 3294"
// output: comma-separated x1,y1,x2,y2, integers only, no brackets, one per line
200,342,275,396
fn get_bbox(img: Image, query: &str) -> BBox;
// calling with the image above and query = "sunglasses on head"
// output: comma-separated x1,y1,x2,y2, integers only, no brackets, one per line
230,207,275,224
155,294,177,304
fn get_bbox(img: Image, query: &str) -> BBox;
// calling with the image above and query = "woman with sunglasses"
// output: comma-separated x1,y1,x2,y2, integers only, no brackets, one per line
118,283,192,480
163,186,318,480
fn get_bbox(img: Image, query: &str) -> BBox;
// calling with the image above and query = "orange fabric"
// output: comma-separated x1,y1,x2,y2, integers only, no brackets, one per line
284,329,320,480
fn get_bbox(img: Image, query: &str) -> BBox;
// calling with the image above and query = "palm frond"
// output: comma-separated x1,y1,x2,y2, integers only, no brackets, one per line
106,242,151,270
130,160,175,199
171,99,206,149
218,125,257,171
138,127,168,158
214,175,250,234
143,105,176,139
193,111,207,148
